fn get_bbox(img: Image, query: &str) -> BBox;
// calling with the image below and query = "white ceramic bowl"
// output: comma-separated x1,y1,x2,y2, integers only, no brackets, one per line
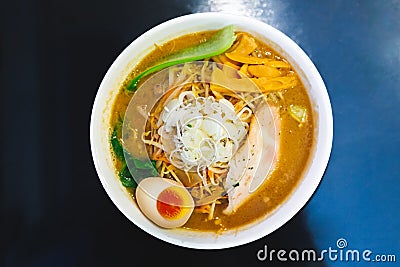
90,13,333,249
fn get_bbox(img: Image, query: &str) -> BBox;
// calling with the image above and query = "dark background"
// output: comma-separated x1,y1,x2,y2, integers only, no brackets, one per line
1,0,399,266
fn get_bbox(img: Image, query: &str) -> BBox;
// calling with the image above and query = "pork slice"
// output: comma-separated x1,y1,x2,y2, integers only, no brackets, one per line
223,103,280,215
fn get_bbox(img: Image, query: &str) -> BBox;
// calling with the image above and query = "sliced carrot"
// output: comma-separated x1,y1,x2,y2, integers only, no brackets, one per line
211,67,259,93
218,54,241,69
252,76,298,92
229,33,258,55
267,60,291,69
239,63,251,77
225,52,270,64
247,64,281,78
152,152,171,164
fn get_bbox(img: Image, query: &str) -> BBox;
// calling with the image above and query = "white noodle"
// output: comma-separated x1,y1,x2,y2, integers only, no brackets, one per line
237,107,253,121
208,201,216,220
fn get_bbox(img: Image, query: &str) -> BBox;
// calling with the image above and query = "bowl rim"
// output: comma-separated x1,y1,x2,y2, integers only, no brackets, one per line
90,12,333,249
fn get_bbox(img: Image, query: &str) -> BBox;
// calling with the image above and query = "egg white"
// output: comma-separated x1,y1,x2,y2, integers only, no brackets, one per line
135,177,194,228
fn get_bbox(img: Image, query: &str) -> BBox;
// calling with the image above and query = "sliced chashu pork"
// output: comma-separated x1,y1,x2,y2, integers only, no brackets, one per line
223,103,280,215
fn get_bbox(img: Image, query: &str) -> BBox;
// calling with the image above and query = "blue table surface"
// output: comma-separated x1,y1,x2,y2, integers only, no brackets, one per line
1,0,399,266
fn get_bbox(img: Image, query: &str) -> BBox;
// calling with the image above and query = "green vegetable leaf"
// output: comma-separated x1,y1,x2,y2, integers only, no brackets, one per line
110,122,124,161
132,158,153,169
118,159,158,188
111,118,158,188
126,25,236,92
119,163,137,188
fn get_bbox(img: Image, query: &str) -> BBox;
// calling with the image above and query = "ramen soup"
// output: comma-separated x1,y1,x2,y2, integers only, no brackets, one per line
109,27,314,232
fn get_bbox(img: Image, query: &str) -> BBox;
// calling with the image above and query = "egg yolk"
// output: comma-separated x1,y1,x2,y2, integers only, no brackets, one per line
156,187,189,220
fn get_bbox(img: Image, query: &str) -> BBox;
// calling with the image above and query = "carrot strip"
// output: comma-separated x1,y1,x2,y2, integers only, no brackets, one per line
225,52,270,64
218,54,241,69
248,64,281,78
228,33,258,55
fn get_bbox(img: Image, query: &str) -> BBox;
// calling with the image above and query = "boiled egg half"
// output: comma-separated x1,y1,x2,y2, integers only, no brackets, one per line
135,177,194,228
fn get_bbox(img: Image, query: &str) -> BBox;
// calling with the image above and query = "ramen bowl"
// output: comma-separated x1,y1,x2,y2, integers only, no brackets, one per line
90,12,333,249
